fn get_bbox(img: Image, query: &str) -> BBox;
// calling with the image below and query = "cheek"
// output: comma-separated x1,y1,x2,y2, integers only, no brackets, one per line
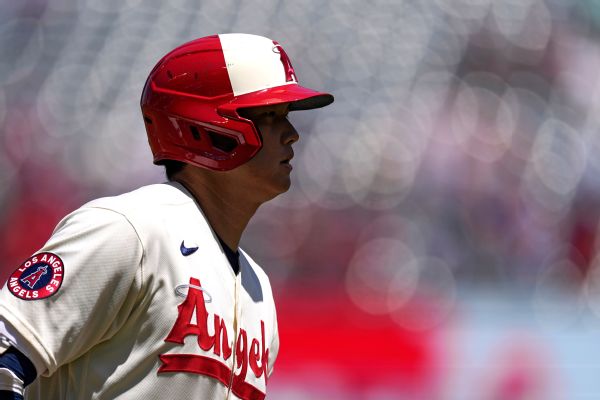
255,121,282,149
243,148,276,179
245,123,285,177
252,140,278,167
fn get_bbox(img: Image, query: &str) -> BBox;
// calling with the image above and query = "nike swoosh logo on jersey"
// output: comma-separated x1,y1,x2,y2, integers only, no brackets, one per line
180,240,198,256
174,283,212,303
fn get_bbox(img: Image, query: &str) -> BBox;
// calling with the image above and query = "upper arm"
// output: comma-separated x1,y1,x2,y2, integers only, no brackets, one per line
0,206,144,376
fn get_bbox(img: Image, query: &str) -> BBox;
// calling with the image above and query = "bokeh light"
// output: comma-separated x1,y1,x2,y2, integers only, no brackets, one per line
3,0,600,398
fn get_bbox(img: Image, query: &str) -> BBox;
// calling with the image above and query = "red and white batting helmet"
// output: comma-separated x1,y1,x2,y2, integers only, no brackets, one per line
140,33,334,171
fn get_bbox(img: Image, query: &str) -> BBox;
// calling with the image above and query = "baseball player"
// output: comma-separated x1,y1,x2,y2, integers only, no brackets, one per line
0,33,333,399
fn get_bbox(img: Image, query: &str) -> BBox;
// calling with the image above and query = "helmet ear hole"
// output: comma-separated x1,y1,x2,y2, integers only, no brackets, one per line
208,131,238,153
189,125,201,141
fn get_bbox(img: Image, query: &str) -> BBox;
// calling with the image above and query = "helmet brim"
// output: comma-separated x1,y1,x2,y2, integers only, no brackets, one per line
222,84,334,114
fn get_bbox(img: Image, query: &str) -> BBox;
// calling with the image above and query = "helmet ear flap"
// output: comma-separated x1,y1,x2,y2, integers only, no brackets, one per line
143,107,263,170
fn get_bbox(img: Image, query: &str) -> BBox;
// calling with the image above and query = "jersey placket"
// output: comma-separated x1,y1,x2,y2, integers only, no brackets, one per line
226,270,242,399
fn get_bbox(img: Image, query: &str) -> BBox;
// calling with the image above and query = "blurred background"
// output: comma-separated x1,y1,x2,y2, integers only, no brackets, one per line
2,0,600,398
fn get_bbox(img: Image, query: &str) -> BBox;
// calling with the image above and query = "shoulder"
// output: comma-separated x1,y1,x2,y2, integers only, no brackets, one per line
44,198,146,263
82,183,193,215
46,183,196,252
74,182,195,232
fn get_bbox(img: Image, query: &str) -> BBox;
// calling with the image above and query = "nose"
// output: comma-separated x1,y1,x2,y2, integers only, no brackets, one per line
282,119,299,145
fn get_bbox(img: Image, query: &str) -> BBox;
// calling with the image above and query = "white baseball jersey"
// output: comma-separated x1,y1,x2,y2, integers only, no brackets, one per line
0,182,279,400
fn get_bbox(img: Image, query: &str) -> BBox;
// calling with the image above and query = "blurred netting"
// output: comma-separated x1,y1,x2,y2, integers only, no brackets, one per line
3,0,600,398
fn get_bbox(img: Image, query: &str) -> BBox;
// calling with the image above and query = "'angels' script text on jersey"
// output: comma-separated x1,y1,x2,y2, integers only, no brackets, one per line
158,277,269,397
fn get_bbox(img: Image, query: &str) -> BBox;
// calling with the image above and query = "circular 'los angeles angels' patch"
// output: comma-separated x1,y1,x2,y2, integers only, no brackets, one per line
8,252,64,300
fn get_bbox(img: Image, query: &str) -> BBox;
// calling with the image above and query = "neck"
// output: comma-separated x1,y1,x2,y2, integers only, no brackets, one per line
174,170,259,250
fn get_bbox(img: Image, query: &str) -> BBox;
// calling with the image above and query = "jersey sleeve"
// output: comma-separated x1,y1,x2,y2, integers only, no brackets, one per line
0,206,144,377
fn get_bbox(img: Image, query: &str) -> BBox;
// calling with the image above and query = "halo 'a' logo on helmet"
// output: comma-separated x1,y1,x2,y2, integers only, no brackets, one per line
272,41,297,83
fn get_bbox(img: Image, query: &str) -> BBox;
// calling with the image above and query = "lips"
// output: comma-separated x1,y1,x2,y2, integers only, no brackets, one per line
280,151,294,169
280,151,294,165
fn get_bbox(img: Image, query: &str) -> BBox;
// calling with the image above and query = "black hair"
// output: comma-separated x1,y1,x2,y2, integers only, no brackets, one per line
163,160,186,181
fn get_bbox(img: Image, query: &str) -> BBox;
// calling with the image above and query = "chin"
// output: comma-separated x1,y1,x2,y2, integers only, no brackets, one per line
280,177,292,193
263,179,291,202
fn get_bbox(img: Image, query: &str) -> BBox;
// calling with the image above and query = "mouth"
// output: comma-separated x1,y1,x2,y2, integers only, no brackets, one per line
280,153,294,169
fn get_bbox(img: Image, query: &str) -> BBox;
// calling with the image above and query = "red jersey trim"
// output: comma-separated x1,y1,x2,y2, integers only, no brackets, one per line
232,374,267,400
158,353,265,400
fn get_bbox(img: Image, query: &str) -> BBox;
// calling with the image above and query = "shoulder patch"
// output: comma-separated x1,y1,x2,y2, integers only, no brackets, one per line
8,252,64,300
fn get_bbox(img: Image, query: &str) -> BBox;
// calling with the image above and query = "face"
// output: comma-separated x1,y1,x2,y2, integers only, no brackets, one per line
231,103,299,203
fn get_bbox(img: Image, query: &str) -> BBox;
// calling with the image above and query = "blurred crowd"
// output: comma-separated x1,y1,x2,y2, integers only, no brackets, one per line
2,0,600,398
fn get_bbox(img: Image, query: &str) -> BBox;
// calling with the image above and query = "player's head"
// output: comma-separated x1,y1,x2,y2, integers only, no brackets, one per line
140,33,333,173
